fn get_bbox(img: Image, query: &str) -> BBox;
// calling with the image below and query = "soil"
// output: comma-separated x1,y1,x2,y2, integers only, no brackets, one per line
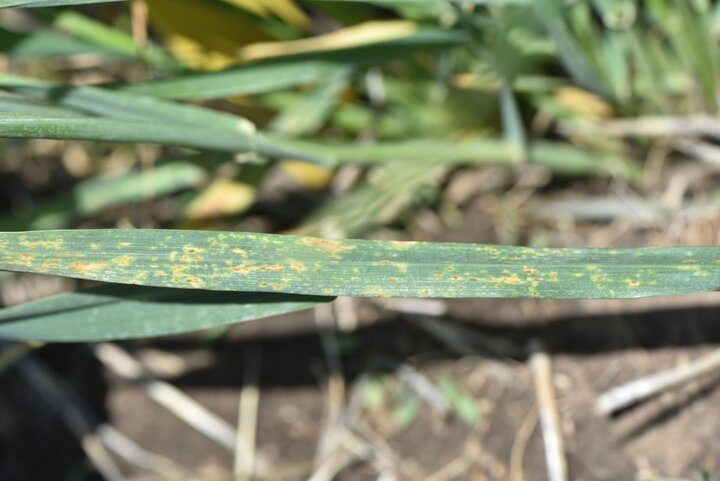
4,285,720,481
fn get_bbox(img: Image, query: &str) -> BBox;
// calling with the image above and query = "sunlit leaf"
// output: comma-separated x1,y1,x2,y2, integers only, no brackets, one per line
1,229,719,299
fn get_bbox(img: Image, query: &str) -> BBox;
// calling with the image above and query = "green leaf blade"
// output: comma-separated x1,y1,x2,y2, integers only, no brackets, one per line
0,229,718,300
0,284,329,341
0,0,124,7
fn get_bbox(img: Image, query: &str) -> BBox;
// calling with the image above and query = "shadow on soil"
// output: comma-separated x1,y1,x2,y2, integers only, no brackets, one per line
148,303,720,389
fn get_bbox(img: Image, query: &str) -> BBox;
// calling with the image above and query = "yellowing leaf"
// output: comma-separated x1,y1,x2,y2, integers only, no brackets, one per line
239,20,419,62
184,179,256,220
147,0,272,70
222,0,309,29
555,86,613,119
279,160,335,190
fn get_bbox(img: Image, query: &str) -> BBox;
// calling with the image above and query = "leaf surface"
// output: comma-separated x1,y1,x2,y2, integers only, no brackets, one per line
0,229,718,299
0,284,328,341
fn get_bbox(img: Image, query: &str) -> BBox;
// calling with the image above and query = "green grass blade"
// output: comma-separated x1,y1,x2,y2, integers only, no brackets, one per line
0,112,325,162
0,284,329,341
0,92,85,117
121,60,347,100
0,74,256,133
1,229,718,299
0,160,209,231
50,10,177,68
272,138,640,178
0,27,122,60
0,0,123,7
317,1,530,4
120,26,464,100
296,158,447,238
0,111,639,176
0,0,125,8
269,67,352,136
499,82,528,163
533,0,609,97
0,111,247,149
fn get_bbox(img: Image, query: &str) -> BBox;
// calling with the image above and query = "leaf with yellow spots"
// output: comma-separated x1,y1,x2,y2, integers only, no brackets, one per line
1,230,720,303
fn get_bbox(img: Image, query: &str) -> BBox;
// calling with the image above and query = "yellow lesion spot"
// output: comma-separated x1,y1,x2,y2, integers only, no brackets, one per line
272,284,286,290
523,268,540,275
209,238,229,248
232,247,249,257
21,253,33,260
482,246,500,255
530,289,540,297
303,237,354,258
625,278,641,288
375,260,408,273
183,245,207,254
678,265,698,271
114,255,135,266
231,265,250,274
185,277,203,287
548,272,559,282
73,262,108,274
433,271,444,277
172,264,188,277
366,286,387,296
118,242,132,248
181,254,205,263
20,239,64,250
421,288,431,296
592,275,606,282
586,264,598,271
390,240,416,249
288,259,307,272
502,273,523,285
486,273,524,286
528,277,544,287
90,243,100,250
259,264,284,272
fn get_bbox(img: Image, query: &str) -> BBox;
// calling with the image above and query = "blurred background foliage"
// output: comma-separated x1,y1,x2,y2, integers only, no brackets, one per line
8,0,718,243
